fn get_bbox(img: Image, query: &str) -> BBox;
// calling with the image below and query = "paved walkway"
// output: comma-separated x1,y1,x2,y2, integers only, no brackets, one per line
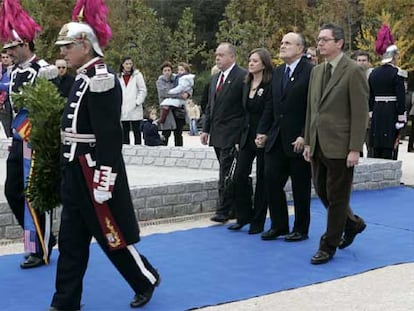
1,132,413,310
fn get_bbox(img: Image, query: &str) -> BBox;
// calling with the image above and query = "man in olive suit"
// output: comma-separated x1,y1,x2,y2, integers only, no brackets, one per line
303,23,368,265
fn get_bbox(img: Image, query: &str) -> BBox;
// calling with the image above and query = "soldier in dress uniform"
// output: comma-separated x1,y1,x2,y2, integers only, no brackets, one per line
49,1,160,310
0,0,57,269
368,44,407,160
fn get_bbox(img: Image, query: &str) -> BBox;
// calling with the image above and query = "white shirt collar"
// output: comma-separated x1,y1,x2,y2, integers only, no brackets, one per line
285,57,301,77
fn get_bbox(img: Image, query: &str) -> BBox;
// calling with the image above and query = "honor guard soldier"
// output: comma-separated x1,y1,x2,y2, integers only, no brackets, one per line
369,25,407,160
49,1,160,310
0,0,57,269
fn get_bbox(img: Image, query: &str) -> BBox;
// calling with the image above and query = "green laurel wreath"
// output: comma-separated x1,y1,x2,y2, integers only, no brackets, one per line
12,78,65,212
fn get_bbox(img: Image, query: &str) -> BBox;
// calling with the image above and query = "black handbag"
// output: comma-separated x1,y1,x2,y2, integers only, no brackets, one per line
224,156,237,194
224,149,238,194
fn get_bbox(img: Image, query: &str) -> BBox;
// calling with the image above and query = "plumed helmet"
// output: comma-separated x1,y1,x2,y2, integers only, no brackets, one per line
381,44,398,64
56,22,104,57
374,23,398,64
0,0,42,49
55,0,111,57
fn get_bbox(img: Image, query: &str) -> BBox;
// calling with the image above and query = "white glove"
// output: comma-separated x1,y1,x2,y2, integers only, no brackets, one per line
369,111,372,118
93,188,112,204
395,122,405,130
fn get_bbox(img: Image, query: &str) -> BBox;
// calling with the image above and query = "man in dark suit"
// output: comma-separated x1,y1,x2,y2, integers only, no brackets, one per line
54,59,74,98
201,42,247,223
256,32,312,242
303,23,369,265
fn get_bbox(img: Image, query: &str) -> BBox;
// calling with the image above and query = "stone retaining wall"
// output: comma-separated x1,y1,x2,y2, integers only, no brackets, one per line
0,140,403,240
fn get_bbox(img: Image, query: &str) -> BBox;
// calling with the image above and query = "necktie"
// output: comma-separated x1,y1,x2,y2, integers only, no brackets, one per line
322,63,332,91
282,66,290,92
216,72,224,92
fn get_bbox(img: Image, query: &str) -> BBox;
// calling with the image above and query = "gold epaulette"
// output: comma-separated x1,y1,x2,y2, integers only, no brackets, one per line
90,64,115,93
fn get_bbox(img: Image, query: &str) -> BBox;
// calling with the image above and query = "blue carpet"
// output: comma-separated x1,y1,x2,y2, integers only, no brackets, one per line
1,187,413,311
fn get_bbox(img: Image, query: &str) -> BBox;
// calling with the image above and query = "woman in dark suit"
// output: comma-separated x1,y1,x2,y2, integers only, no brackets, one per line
228,48,273,234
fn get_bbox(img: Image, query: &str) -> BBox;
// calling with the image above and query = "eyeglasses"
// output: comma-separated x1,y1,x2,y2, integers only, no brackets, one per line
316,37,336,44
57,66,66,69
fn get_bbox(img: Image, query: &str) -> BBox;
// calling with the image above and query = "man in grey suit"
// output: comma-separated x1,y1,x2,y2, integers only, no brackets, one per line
201,42,247,223
303,23,368,264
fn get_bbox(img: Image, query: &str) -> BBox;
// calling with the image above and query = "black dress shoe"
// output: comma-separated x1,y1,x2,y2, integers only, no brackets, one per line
284,232,309,242
227,223,247,231
310,250,333,265
210,214,229,223
339,223,366,249
228,211,236,220
20,255,45,269
49,307,80,311
248,227,264,235
261,229,289,241
130,274,161,308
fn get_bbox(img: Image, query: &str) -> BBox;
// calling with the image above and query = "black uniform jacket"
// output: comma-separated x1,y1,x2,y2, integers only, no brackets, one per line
61,57,140,245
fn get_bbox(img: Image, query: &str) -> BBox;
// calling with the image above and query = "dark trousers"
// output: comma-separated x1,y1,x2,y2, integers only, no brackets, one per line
372,147,394,160
265,140,311,234
311,143,362,254
122,120,142,145
51,163,158,310
214,146,235,217
5,139,54,258
233,145,265,228
162,118,185,146
0,100,12,137
409,116,414,151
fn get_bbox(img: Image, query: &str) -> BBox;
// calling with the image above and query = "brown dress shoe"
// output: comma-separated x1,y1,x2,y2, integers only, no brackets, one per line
339,223,366,249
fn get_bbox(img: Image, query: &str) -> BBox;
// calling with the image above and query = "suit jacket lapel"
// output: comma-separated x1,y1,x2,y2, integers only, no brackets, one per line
217,65,238,100
321,57,347,103
210,73,220,112
283,59,306,98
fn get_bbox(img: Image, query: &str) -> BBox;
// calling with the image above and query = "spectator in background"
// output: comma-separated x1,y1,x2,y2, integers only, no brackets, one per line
156,61,190,146
200,65,220,114
0,51,11,137
406,80,414,152
353,50,373,76
352,50,372,157
186,99,200,136
305,46,318,65
199,65,220,135
142,108,163,146
54,59,74,98
119,56,147,145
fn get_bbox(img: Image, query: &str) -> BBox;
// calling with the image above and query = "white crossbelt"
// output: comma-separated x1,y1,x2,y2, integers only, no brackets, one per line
374,96,397,102
61,131,96,144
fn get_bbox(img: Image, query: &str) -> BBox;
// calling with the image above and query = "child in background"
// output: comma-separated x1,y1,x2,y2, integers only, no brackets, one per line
158,63,194,127
142,108,163,146
186,99,200,136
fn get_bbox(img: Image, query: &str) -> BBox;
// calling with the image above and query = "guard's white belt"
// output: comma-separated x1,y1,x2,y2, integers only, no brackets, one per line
375,96,397,102
61,131,96,144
